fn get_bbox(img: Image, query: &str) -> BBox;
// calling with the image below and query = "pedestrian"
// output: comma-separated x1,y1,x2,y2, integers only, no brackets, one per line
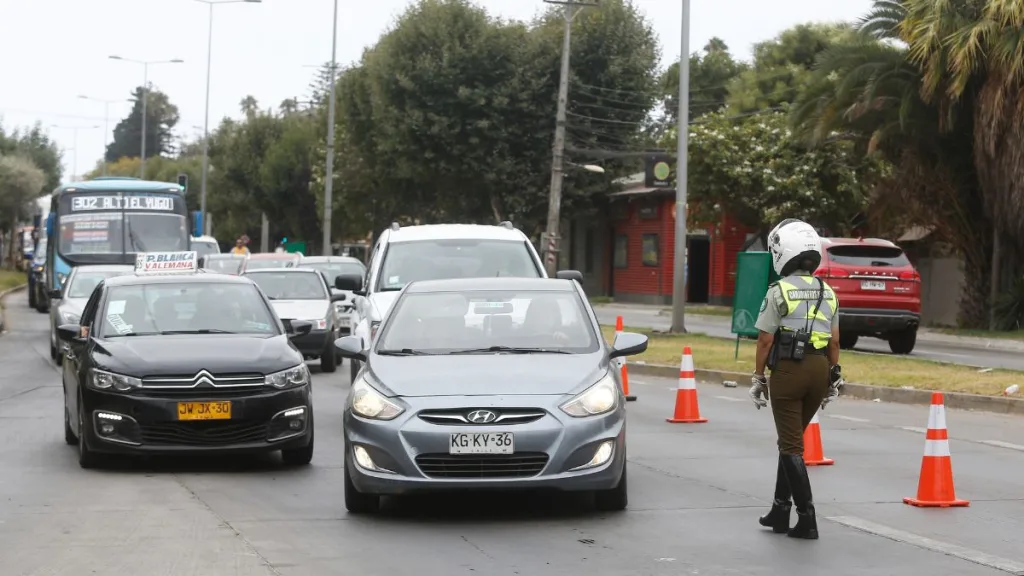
231,237,250,256
748,218,845,540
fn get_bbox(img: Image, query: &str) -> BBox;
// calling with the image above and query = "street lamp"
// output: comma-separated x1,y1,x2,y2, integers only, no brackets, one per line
108,55,184,178
50,124,100,181
323,0,339,256
670,0,692,333
77,95,131,176
195,0,262,236
567,162,605,174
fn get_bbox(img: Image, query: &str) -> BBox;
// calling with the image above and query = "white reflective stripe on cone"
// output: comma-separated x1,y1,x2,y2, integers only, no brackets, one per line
680,354,694,372
928,404,947,431
677,376,697,390
923,439,952,457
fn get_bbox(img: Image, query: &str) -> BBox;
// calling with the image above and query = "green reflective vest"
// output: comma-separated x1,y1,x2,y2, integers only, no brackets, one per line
776,274,837,349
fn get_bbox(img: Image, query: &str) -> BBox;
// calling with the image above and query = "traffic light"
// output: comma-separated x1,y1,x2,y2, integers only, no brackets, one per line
177,173,188,191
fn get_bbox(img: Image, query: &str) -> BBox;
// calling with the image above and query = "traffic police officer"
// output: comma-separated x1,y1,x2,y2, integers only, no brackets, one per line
748,218,845,540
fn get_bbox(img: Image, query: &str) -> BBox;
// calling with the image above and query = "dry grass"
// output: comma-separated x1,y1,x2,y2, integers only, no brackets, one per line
0,269,25,293
602,326,1021,396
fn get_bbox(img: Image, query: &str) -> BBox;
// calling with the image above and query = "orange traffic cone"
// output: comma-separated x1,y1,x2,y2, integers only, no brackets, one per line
614,316,637,402
803,411,834,466
667,347,707,423
904,392,969,508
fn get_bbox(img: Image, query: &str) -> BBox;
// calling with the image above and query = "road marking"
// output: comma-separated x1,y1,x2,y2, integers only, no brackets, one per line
979,440,1024,452
828,516,1024,575
828,414,870,423
899,426,927,434
713,395,744,402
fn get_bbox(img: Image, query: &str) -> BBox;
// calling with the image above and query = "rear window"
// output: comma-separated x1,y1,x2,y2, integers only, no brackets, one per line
827,246,910,267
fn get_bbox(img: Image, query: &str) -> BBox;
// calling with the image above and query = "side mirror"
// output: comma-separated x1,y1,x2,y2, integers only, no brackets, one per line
57,323,83,342
49,288,62,300
334,273,363,292
330,290,347,303
556,269,584,283
609,332,648,359
333,335,367,362
283,319,313,339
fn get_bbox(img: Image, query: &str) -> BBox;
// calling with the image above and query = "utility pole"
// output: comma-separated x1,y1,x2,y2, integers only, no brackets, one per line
107,55,184,178
261,212,269,253
670,0,692,333
322,0,339,256
541,0,597,277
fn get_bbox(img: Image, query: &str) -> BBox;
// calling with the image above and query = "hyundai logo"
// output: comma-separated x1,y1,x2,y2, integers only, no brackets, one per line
466,410,497,424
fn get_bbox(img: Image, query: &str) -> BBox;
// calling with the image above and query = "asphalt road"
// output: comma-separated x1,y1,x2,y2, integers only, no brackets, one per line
594,304,1024,372
3,289,1024,575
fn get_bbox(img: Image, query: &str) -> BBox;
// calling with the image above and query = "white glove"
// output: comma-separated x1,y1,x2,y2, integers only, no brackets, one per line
749,374,769,410
821,366,844,410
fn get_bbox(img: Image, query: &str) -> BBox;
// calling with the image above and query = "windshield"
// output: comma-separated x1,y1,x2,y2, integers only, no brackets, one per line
245,257,299,271
192,240,220,257
202,256,245,275
99,282,277,337
377,289,598,354
68,269,131,299
302,261,365,283
247,272,327,300
827,246,911,267
377,240,540,292
58,212,188,256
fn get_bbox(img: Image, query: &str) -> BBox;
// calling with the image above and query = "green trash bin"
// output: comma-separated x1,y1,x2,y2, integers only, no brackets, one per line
730,251,774,358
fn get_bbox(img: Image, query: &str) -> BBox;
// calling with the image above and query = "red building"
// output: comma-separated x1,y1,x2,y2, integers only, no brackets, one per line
603,178,754,306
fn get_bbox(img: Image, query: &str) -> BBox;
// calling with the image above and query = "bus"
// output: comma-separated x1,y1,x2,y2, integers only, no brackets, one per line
44,177,191,294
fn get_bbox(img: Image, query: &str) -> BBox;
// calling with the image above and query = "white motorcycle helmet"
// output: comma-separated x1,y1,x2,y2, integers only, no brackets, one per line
767,218,822,277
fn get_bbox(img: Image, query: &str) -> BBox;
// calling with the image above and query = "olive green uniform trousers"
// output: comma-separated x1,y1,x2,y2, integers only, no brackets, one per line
769,354,830,455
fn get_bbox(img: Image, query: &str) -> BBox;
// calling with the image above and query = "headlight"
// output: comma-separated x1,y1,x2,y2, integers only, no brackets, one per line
265,364,310,389
33,265,43,273
560,373,618,417
90,368,142,392
351,376,403,420
60,310,81,325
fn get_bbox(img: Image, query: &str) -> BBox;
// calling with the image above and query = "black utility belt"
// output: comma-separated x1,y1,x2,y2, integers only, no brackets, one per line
770,330,826,366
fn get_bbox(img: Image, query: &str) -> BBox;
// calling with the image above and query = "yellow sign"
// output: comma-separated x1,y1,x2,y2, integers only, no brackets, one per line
177,401,232,421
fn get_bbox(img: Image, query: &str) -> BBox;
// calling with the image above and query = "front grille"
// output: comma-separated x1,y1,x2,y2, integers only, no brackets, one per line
416,453,548,478
140,371,266,396
134,387,265,398
140,420,268,446
418,408,546,426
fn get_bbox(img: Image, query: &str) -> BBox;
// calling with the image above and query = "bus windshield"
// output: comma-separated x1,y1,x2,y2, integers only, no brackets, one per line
55,191,188,262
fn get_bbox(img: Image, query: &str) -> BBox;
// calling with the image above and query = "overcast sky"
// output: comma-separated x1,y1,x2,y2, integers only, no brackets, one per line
0,0,872,183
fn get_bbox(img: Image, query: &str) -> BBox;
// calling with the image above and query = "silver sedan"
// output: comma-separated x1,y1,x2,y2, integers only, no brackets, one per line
48,264,134,364
333,276,648,514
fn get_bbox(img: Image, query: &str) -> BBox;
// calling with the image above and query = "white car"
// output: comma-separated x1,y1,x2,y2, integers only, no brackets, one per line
190,235,220,258
298,255,366,335
333,221,582,382
48,264,134,364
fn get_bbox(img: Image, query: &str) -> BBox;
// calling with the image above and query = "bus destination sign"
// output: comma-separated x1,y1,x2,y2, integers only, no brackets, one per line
71,195,174,212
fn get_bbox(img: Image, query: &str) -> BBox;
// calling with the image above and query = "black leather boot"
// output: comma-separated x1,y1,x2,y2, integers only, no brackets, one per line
781,454,818,540
758,454,791,533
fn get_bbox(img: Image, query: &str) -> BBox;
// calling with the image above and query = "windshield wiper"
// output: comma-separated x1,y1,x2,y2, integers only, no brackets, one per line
106,332,160,337
377,348,431,356
446,346,571,355
160,329,236,334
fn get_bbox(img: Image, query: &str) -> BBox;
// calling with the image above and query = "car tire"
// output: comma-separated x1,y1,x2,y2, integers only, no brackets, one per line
36,297,49,313
888,328,917,355
64,402,77,446
344,458,380,514
281,429,314,466
594,465,628,512
839,333,859,350
321,340,337,373
77,399,101,469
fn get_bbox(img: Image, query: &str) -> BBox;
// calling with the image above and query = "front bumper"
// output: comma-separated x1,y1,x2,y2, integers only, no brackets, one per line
344,395,626,495
290,329,332,356
839,309,920,335
81,385,312,455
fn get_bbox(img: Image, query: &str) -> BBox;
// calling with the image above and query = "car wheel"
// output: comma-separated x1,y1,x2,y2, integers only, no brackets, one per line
344,458,380,514
64,400,77,446
321,340,337,373
594,465,628,512
77,399,101,469
888,328,917,355
281,429,314,466
839,333,859,350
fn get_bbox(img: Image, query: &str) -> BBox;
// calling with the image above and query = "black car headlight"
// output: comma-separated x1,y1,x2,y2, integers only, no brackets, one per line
560,373,618,417
90,368,143,392
265,364,311,389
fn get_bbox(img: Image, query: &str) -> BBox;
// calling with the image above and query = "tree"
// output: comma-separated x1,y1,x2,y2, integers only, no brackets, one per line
105,85,181,162
663,108,878,238
0,121,63,193
658,38,747,126
0,155,46,264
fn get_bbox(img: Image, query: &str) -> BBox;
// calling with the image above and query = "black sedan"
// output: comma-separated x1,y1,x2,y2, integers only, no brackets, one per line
56,267,316,468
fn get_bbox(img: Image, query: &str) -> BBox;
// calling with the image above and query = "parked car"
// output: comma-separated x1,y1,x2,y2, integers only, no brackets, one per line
243,252,302,272
814,237,921,354
27,238,48,312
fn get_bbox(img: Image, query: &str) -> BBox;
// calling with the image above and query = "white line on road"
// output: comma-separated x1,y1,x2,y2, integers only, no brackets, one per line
713,395,745,402
899,426,927,434
828,415,871,423
979,440,1024,452
827,516,1024,575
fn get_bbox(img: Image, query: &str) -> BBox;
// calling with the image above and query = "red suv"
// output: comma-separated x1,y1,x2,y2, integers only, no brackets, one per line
813,237,921,354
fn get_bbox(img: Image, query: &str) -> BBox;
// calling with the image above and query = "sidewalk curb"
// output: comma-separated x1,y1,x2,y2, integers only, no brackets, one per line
0,284,28,333
627,361,1024,416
